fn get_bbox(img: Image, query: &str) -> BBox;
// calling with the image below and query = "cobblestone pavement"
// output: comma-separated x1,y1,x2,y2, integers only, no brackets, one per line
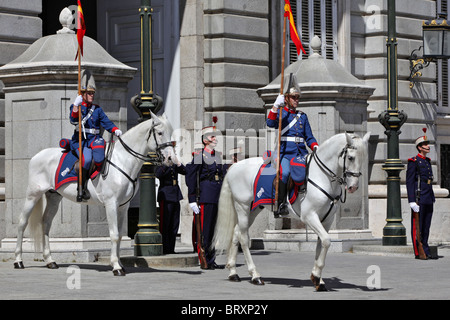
1,246,449,304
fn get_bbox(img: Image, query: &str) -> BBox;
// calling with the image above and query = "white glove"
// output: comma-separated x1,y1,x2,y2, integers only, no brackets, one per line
114,129,122,137
409,202,420,213
171,154,180,166
73,95,83,107
314,145,319,151
273,94,285,109
189,202,200,214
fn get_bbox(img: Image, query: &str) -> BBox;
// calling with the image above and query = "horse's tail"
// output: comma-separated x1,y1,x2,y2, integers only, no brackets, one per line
29,196,44,253
213,174,237,254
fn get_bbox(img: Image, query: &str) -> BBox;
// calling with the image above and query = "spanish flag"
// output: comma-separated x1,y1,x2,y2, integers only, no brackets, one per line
284,0,306,56
75,0,86,59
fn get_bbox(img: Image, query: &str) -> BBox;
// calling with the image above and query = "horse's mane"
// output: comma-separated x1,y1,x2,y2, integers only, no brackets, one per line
120,114,172,139
317,133,367,158
319,133,347,149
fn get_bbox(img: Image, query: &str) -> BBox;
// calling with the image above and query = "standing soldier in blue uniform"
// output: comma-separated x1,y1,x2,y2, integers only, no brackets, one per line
185,123,227,269
156,154,186,254
266,74,318,216
406,129,436,260
69,70,122,201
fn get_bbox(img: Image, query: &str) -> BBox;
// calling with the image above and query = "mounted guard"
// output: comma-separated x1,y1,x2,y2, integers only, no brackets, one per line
266,73,319,217
68,70,122,201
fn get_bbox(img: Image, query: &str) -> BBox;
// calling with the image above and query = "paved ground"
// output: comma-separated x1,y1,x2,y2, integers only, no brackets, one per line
1,245,449,305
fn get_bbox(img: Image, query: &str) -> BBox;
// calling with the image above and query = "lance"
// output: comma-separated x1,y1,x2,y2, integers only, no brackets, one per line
75,0,85,202
77,46,83,201
274,13,287,210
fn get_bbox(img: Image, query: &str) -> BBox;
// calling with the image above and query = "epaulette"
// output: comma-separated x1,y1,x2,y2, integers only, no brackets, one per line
408,157,416,162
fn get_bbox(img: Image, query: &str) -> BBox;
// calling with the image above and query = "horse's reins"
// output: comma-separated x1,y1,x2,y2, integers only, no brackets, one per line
104,126,172,207
307,143,362,223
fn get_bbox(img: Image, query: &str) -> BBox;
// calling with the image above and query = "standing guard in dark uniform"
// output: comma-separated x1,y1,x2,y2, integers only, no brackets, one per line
185,123,227,269
156,154,186,254
406,129,436,260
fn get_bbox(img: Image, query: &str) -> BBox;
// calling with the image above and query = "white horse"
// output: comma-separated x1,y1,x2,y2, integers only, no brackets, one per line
213,132,370,290
14,113,175,276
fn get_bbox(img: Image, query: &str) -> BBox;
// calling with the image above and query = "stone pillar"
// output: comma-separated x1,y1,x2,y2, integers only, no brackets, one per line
0,0,42,245
257,36,375,232
0,16,136,260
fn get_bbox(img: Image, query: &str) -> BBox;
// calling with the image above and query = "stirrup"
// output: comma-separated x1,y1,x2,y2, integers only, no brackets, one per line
76,188,90,202
274,202,289,218
77,169,91,202
81,189,90,201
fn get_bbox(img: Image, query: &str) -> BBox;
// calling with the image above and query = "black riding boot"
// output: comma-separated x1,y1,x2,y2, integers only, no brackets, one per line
81,168,91,201
274,179,289,218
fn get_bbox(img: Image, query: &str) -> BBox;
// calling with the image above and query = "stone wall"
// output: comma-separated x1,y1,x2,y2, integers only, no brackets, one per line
0,0,42,244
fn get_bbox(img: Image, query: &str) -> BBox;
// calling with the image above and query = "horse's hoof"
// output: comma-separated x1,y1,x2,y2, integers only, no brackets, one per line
228,274,241,282
46,262,59,269
251,277,265,285
14,261,25,269
113,268,126,276
317,284,328,292
310,274,327,291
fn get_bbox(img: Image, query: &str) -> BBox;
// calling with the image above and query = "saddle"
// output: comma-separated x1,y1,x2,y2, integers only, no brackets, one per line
54,139,100,191
251,151,308,211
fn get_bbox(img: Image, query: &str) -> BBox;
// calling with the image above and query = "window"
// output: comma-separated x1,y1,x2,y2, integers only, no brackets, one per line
437,0,449,110
288,0,337,64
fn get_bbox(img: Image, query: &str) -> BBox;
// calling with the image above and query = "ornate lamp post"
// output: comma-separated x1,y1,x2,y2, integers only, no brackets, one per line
408,13,450,88
378,0,407,246
131,0,164,256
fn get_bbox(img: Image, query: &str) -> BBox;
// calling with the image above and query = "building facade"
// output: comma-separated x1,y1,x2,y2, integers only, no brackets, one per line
1,0,449,250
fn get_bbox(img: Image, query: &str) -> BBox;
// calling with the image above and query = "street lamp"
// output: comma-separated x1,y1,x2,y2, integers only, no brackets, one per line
131,0,164,256
409,13,450,88
379,0,408,246
423,14,450,58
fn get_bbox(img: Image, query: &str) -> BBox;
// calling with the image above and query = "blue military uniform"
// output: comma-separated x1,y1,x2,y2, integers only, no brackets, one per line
156,164,186,254
266,106,318,184
185,147,228,267
406,153,435,258
69,101,119,171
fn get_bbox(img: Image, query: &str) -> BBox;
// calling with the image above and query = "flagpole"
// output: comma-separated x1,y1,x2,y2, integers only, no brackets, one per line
275,13,287,210
77,45,83,201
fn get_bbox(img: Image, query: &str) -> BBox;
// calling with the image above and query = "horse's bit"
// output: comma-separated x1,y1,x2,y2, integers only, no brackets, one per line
307,144,362,223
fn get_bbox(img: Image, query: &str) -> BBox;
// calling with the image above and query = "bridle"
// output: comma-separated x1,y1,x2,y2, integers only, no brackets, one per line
306,143,362,223
119,126,173,162
315,144,362,184
103,124,174,207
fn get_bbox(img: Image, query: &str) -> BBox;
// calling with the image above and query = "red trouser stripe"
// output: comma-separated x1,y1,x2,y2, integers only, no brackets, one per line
412,211,419,256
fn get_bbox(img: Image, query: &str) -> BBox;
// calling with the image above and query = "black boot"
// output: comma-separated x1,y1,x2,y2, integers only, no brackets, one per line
81,168,91,201
274,180,289,218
